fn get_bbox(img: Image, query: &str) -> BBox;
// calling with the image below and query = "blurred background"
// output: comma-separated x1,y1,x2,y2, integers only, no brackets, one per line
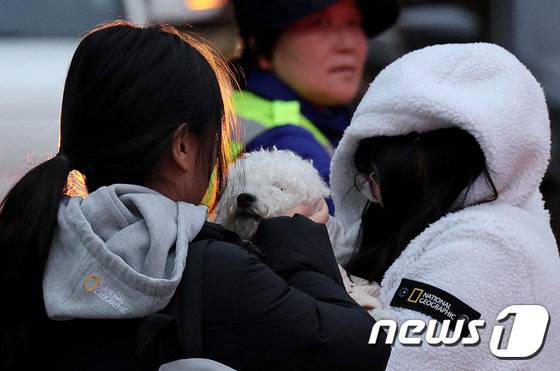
1,0,559,238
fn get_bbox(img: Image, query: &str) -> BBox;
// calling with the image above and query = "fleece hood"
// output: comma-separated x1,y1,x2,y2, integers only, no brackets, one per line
43,184,207,319
331,43,551,248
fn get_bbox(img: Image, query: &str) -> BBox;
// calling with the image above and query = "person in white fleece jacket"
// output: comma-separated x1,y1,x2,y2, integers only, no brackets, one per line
328,43,560,369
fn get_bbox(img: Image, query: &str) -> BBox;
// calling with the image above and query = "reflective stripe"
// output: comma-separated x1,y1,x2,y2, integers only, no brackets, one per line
232,90,334,155
242,118,269,144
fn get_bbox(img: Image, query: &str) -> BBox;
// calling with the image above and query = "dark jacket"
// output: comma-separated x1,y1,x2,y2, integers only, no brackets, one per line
22,216,390,370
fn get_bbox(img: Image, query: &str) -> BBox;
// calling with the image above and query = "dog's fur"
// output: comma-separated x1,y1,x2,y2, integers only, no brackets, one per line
215,148,330,240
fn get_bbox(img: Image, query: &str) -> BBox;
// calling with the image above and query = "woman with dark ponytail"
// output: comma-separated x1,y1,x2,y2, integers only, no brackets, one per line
1,21,389,370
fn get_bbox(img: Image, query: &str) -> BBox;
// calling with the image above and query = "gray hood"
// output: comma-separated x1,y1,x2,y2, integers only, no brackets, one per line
43,184,207,319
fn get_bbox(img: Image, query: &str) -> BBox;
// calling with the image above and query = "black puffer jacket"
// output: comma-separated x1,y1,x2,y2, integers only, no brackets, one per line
166,216,390,370
23,216,390,370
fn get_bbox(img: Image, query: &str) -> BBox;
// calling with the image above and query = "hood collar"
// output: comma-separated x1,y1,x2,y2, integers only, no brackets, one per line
43,184,208,319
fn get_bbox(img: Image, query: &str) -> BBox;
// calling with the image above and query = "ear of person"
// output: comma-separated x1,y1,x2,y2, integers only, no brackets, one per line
171,124,190,172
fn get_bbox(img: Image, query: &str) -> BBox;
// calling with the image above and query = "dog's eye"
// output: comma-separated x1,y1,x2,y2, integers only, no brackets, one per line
273,184,286,191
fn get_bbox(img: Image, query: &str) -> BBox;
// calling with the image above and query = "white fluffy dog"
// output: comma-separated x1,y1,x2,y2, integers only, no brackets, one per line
215,148,383,312
215,148,330,241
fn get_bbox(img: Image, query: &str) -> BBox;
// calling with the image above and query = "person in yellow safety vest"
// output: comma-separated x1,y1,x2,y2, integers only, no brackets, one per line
231,0,399,213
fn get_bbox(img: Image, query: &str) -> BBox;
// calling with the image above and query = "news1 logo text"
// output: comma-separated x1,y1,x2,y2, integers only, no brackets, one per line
369,305,550,359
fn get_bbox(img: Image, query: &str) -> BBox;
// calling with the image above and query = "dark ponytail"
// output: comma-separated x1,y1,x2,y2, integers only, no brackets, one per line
0,155,71,365
1,21,237,368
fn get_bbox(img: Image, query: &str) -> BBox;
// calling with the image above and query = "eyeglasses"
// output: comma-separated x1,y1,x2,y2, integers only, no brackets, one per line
354,169,384,207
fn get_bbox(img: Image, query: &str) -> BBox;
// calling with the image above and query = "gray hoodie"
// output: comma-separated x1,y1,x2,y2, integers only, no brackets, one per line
43,184,207,319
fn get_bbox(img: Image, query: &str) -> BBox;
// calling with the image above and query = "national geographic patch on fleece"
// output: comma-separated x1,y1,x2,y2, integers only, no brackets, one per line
390,278,481,326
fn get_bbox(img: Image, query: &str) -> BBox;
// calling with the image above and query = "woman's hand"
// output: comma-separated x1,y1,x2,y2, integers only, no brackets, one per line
276,198,329,224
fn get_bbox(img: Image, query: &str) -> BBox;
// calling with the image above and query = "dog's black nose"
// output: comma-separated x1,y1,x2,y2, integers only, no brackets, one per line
237,193,256,208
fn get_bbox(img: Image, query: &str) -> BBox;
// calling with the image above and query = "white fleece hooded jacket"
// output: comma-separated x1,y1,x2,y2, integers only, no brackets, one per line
330,43,560,370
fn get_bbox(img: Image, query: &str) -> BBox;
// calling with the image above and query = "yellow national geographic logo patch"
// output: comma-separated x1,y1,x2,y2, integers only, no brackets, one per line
83,274,102,293
407,288,424,303
81,274,129,314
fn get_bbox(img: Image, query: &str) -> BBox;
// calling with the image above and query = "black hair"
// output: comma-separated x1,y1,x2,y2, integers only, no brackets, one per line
0,20,237,367
235,31,282,75
346,128,498,283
